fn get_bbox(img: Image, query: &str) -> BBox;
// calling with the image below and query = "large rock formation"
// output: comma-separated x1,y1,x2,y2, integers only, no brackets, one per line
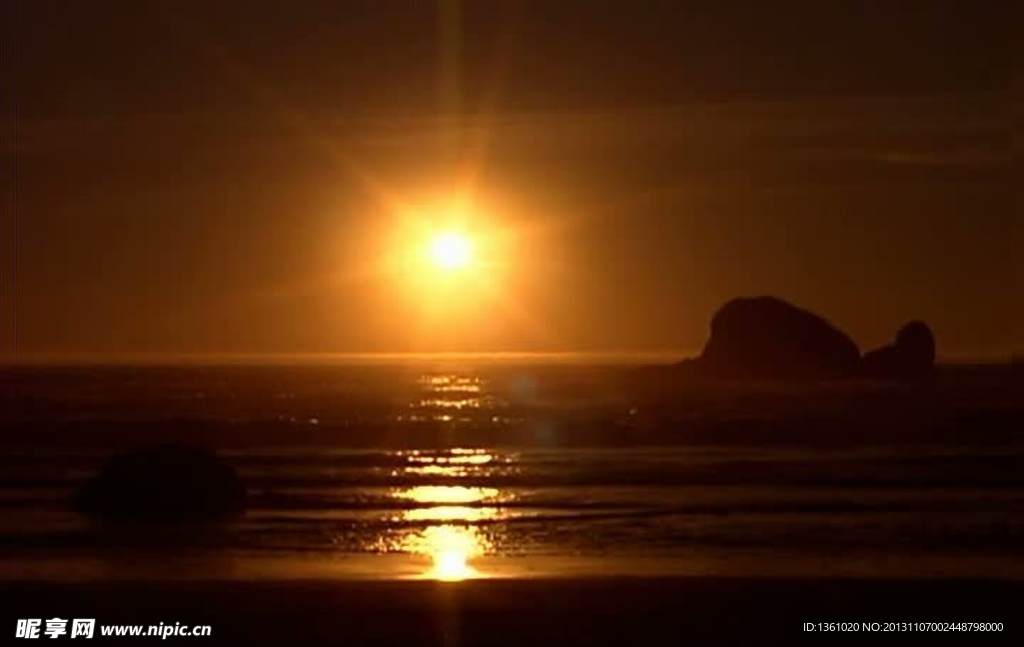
76,443,247,521
861,321,936,379
696,296,861,379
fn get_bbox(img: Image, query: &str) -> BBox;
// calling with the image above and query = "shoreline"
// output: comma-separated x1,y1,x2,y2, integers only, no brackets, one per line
7,577,1021,643
6,548,1024,583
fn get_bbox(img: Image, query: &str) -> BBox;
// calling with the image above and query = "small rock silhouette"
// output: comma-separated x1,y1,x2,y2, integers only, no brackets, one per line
862,320,936,379
76,443,247,521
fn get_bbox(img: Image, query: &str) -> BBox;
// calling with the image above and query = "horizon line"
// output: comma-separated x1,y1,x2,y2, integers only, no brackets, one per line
1,350,694,367
2,348,1018,367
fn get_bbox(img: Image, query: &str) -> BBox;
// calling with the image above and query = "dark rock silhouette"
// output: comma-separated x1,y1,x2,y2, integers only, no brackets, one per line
76,443,247,521
697,296,861,379
862,321,936,379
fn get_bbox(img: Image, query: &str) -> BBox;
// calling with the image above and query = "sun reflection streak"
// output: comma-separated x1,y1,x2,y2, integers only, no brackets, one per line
407,452,494,464
396,448,506,476
402,506,498,522
394,485,500,505
404,525,489,581
369,449,515,580
378,479,507,580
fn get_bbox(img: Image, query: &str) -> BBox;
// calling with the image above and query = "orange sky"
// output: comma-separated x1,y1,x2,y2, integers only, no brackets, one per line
4,2,1019,361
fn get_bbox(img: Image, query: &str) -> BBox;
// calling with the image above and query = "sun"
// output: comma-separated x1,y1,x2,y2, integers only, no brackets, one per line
428,232,473,270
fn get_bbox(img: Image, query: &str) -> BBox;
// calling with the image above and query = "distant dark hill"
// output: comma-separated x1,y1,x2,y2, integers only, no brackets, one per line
696,296,861,380
678,296,941,382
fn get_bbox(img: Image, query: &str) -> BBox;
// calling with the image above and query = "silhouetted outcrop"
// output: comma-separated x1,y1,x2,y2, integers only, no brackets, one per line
76,443,247,521
862,321,936,379
697,296,861,379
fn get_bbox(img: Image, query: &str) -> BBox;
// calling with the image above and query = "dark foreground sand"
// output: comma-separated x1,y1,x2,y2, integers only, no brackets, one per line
6,578,1021,644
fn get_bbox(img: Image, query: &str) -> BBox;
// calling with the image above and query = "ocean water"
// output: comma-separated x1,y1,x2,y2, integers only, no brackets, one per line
2,364,1023,581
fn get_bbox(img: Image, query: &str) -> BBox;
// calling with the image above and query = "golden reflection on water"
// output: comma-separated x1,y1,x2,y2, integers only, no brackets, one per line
398,374,507,422
376,451,507,580
403,506,497,522
395,484,500,504
397,449,504,477
404,525,489,581
417,375,483,393
420,398,476,409
407,452,493,465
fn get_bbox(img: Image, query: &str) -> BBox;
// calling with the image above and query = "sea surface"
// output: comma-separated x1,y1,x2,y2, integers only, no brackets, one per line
2,363,1023,581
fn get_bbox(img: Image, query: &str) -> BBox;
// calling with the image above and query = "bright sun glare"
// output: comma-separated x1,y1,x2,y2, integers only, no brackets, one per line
420,525,483,581
428,232,473,270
